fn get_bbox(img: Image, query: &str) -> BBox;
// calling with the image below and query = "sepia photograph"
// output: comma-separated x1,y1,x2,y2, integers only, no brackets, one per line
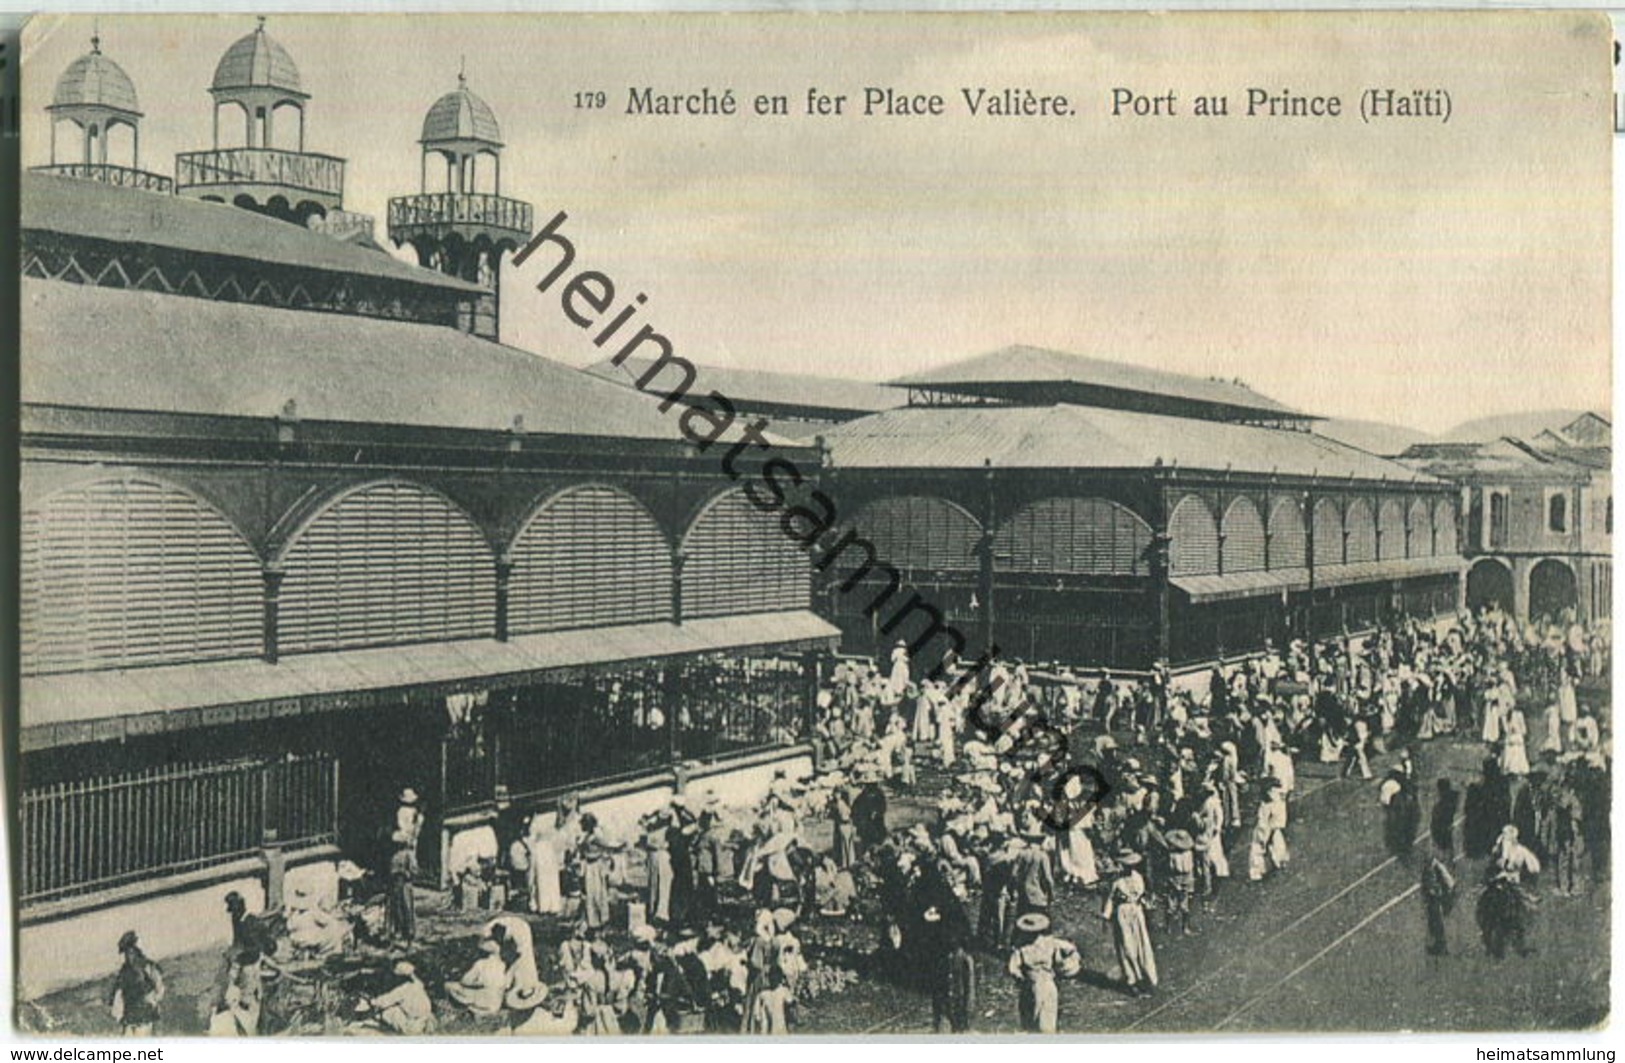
8,10,1615,1039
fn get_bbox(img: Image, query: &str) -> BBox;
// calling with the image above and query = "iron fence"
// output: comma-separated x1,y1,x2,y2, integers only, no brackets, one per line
20,754,338,907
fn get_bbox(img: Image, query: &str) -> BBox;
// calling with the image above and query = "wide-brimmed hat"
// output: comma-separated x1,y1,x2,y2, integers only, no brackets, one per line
632,924,659,946
509,982,549,1009
399,788,419,804
1117,851,1144,867
772,907,798,932
1165,830,1195,852
1015,913,1050,934
393,961,416,977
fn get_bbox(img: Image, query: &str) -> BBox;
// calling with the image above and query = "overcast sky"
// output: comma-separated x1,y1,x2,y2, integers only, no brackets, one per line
23,12,1612,434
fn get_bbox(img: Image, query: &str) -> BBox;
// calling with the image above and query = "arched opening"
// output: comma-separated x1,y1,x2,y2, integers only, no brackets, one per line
507,484,672,634
1220,498,1266,573
1312,499,1343,567
1168,495,1218,577
1465,558,1514,614
1529,558,1578,624
1267,498,1306,570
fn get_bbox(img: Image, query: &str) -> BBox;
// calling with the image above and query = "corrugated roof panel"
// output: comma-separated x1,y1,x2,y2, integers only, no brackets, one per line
823,403,1443,484
587,357,903,416
891,344,1301,418
21,279,698,441
22,172,475,293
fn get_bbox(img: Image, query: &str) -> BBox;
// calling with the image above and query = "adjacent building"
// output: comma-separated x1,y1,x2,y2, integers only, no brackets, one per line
1400,413,1612,625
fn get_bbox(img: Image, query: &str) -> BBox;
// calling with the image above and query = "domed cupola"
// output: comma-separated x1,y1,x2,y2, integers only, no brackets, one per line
387,70,533,341
174,18,346,225
37,32,172,192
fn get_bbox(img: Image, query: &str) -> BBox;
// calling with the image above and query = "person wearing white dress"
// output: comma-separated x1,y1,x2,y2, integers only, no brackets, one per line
1499,707,1531,777
888,641,911,698
526,812,566,916
1057,776,1099,888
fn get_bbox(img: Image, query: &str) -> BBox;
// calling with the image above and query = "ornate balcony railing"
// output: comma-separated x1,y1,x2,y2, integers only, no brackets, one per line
387,192,534,240
175,148,345,203
31,162,175,194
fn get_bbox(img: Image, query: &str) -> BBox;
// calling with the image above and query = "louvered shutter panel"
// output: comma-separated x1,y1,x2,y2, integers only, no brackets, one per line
1378,501,1406,560
994,498,1151,575
1268,500,1306,570
682,490,810,620
1408,500,1432,558
21,479,263,675
1312,501,1343,567
278,482,495,654
1433,499,1457,555
509,486,672,634
1345,501,1377,563
1168,496,1219,577
1222,499,1266,573
854,496,981,573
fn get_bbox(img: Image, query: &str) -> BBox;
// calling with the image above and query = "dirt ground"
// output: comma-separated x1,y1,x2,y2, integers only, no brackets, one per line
29,737,1610,1036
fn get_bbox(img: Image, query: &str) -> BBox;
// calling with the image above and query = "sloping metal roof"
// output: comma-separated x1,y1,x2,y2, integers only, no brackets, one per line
23,171,479,293
1313,418,1435,458
1400,438,1595,483
20,610,839,748
823,402,1440,483
211,23,303,95
586,357,903,418
51,45,140,114
891,344,1304,419
422,83,503,145
21,279,716,441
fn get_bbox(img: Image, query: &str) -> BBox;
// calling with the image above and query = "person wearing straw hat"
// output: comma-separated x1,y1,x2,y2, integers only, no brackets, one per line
1163,829,1198,936
356,961,433,1035
1006,912,1081,1032
692,792,727,922
1194,781,1230,905
446,937,508,1017
640,807,676,926
386,829,418,945
918,901,977,1033
1102,852,1158,996
1012,828,1056,918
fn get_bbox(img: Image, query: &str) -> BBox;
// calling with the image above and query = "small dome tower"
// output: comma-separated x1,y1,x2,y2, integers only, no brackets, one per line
174,18,346,224
38,32,172,192
387,70,534,341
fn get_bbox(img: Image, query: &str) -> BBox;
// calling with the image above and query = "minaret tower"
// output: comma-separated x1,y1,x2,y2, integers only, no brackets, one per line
38,30,173,192
387,69,534,340
174,18,346,224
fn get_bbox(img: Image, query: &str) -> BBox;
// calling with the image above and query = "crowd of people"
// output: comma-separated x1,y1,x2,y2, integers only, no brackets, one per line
106,606,1610,1036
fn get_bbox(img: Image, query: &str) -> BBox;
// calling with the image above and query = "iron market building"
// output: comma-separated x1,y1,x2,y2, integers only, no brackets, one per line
19,24,832,991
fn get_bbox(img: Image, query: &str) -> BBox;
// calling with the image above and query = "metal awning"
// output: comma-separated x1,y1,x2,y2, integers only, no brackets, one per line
20,610,839,751
1173,556,1463,604
1311,555,1465,589
1172,568,1311,604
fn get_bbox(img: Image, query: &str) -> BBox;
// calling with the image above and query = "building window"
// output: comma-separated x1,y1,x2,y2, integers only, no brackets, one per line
1488,491,1509,551
1608,496,1614,536
1549,493,1568,534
